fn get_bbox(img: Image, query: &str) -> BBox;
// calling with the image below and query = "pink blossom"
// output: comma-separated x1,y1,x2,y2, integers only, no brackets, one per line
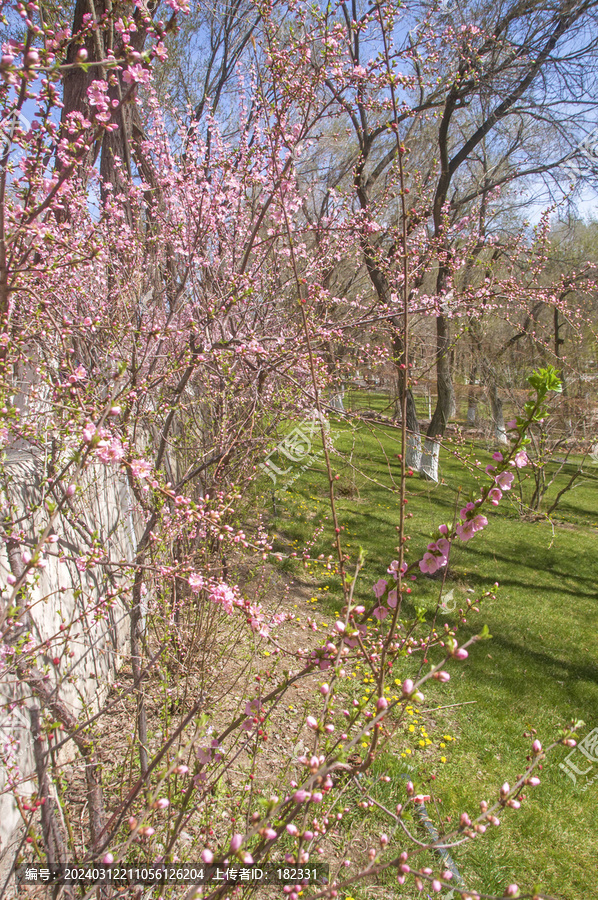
419,552,440,574
373,578,387,598
436,538,450,557
82,422,96,442
68,364,87,384
372,605,389,620
122,64,150,85
387,589,398,608
96,438,125,464
456,521,476,541
201,849,213,864
511,450,529,468
131,459,152,479
492,451,503,462
188,573,204,593
438,524,448,535
387,559,407,578
495,471,514,490
208,582,235,613
488,487,502,505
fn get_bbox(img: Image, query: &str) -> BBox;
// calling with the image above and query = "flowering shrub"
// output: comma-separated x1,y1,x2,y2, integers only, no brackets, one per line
0,2,589,898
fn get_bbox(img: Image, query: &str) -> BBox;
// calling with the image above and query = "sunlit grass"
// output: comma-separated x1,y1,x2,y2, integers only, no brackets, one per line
256,400,598,899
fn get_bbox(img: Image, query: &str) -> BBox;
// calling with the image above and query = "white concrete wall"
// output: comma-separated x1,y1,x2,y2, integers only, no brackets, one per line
0,447,138,884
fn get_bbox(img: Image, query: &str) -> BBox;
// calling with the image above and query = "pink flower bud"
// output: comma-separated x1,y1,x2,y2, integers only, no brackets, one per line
505,885,519,897
66,484,76,496
303,830,314,840
76,48,88,62
201,849,213,864
379,833,388,846
286,824,298,836
406,781,414,795
402,679,414,696
532,739,542,754
306,716,318,730
153,797,169,809
563,738,576,747
452,647,468,660
432,880,442,892
460,812,471,828
102,853,114,865
230,833,243,852
293,790,309,803
527,776,540,786
500,782,510,799
320,683,329,695
377,697,388,711
433,671,450,682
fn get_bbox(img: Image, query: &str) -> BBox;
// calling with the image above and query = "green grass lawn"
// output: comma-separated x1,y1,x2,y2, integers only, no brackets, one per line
255,401,598,899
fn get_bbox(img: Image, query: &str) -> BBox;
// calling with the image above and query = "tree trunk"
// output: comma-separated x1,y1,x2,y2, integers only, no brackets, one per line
420,437,441,482
392,323,421,470
422,313,453,481
487,380,507,445
467,364,478,425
